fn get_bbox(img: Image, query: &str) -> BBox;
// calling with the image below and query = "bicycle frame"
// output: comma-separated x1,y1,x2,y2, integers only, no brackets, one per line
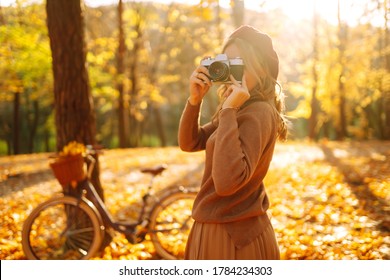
76,179,145,238
65,152,196,245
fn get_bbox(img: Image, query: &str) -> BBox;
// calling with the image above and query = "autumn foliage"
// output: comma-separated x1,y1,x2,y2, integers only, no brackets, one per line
0,141,389,260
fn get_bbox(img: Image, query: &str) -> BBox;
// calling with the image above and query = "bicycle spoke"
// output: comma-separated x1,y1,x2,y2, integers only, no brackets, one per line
67,227,95,235
66,226,95,253
149,192,196,260
66,236,90,256
22,196,102,260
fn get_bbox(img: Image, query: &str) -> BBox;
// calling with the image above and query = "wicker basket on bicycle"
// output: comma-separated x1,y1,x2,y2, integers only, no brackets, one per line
49,141,86,186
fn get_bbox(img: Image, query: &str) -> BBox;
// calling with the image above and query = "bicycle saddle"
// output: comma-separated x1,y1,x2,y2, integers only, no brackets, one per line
140,164,167,176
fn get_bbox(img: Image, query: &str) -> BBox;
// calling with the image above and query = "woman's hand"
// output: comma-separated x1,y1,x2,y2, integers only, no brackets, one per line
189,65,212,106
222,74,250,110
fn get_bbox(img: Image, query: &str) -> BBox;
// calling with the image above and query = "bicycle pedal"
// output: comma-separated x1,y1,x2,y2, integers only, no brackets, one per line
134,225,148,236
135,233,146,243
125,234,137,244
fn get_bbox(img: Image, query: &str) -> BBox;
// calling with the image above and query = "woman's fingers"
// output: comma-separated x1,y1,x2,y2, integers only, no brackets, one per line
230,74,239,86
226,86,233,97
191,67,211,86
241,74,248,89
222,74,250,109
230,74,247,90
198,73,212,86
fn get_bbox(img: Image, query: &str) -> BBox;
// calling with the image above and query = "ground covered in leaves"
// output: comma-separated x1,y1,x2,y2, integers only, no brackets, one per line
0,141,389,260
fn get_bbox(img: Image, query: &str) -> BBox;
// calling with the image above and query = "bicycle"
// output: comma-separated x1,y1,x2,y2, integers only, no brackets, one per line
21,146,197,260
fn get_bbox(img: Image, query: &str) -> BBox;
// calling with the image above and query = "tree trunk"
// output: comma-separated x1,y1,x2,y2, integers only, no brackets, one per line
129,8,143,147
0,6,4,25
309,2,320,141
12,92,20,154
215,0,223,44
153,106,166,146
44,128,50,152
46,0,104,200
231,0,245,28
383,0,390,139
27,100,39,153
336,0,348,140
117,0,129,147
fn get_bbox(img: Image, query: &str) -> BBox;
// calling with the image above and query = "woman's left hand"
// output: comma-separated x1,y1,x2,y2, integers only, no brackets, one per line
222,74,250,110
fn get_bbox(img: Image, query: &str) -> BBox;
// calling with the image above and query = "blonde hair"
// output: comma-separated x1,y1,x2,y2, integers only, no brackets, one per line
212,38,289,141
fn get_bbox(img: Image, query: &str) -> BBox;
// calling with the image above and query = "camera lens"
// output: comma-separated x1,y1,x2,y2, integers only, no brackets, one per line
209,61,229,82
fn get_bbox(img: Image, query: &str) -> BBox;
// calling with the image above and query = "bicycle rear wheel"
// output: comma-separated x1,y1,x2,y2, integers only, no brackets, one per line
22,196,104,260
149,190,196,260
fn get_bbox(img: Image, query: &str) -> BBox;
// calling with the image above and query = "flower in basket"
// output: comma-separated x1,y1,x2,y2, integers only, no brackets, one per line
50,141,87,187
59,141,87,157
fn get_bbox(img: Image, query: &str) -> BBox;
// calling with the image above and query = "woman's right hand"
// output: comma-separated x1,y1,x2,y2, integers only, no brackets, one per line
188,65,212,105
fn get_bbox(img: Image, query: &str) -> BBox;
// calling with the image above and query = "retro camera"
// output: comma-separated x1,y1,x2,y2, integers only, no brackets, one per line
201,54,244,83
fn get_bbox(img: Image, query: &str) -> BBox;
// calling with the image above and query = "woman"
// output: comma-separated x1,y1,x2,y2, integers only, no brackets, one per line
178,25,288,260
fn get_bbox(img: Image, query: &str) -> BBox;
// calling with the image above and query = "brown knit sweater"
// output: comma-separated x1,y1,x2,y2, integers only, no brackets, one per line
178,99,279,248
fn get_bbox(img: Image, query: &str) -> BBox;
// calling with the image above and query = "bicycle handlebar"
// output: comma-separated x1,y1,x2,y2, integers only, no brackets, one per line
86,144,104,155
85,154,96,179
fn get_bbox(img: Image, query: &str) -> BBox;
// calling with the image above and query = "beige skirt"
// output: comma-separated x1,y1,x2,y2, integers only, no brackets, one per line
185,221,280,260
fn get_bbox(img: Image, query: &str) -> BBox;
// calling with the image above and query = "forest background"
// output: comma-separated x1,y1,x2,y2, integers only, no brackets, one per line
1,0,389,155
0,0,389,261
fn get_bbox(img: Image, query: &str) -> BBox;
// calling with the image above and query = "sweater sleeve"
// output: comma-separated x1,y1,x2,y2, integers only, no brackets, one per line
178,100,217,152
212,104,276,196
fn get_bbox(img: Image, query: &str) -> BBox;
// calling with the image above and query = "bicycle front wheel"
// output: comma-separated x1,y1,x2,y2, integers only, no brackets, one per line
22,196,104,260
149,190,196,260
